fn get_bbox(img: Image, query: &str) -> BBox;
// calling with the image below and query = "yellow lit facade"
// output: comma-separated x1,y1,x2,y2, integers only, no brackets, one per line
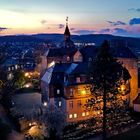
64,84,93,122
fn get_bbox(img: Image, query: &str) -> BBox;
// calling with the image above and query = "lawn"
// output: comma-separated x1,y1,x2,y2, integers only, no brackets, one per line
108,127,140,140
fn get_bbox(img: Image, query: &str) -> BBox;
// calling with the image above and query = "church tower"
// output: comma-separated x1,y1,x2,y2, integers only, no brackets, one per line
63,17,75,48
64,17,70,41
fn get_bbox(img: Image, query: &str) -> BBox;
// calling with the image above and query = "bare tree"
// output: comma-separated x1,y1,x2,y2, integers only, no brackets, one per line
42,104,66,139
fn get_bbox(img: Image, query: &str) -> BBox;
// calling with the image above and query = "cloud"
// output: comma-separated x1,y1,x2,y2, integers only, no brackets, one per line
107,21,126,26
99,28,110,33
113,28,128,34
70,28,75,31
129,18,140,25
128,8,140,12
40,19,47,25
136,9,140,12
0,27,8,32
58,24,64,29
73,29,96,35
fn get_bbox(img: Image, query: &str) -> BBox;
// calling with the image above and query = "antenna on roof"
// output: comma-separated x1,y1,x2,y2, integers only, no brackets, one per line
66,16,68,26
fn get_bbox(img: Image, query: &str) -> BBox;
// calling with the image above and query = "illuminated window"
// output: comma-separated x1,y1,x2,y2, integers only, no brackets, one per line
81,90,86,95
43,102,47,106
67,56,70,61
15,65,18,70
12,67,14,70
8,67,11,71
7,73,13,80
86,112,89,116
69,101,73,109
58,101,62,107
74,113,77,118
57,89,60,94
69,114,72,119
77,100,81,108
74,51,83,62
82,112,86,117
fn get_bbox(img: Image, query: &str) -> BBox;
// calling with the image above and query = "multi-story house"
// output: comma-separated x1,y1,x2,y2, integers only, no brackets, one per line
41,22,138,122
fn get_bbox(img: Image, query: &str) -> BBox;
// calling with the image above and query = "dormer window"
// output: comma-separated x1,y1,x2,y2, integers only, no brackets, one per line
73,51,83,62
58,101,62,107
57,89,60,95
67,56,70,62
76,77,81,83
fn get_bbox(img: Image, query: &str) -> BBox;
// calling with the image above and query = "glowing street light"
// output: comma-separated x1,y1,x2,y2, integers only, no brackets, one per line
118,83,127,95
29,123,32,126
25,84,30,88
120,84,126,92
24,72,29,77
43,102,47,107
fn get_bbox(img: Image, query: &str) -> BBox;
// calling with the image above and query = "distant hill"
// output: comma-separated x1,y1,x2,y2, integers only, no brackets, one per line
33,34,140,55
0,34,140,55
33,33,140,48
0,35,49,43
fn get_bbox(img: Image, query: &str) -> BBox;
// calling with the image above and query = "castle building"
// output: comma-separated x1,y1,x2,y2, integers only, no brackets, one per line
41,21,138,122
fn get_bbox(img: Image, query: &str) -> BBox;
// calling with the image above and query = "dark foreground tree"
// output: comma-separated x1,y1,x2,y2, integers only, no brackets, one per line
87,40,131,140
0,119,12,140
0,69,26,109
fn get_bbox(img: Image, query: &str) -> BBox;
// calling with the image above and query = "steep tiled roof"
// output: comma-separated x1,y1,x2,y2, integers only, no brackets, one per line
41,65,54,84
47,48,77,57
112,46,137,59
53,63,71,73
80,45,137,61
71,62,89,75
49,63,71,85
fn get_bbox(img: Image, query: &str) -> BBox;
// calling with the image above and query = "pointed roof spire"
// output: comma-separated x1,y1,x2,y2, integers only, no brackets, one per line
66,16,68,26
64,16,70,36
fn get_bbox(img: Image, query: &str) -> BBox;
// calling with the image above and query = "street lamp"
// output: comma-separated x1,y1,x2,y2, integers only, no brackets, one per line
24,72,29,77
43,102,47,107
120,84,126,92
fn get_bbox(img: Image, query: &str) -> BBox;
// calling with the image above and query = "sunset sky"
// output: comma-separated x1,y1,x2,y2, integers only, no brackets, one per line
0,0,140,37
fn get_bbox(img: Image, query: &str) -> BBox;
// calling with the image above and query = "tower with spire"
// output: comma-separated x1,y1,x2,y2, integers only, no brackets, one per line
64,17,71,41
61,17,74,48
